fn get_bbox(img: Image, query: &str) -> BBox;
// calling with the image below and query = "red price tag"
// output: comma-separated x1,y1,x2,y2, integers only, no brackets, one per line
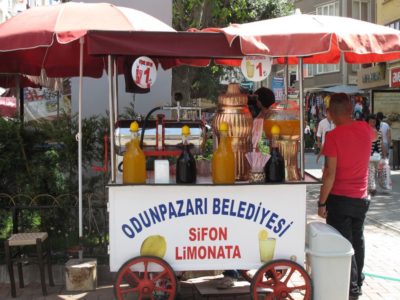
131,56,157,89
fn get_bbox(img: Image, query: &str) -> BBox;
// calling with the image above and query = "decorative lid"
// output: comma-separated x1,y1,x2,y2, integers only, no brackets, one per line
218,83,248,106
182,125,190,136
130,121,139,132
265,100,299,121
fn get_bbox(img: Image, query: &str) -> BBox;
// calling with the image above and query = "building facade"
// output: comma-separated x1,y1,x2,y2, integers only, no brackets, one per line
294,0,376,91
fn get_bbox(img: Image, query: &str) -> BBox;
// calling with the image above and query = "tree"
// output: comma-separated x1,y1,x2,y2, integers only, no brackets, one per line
172,0,294,105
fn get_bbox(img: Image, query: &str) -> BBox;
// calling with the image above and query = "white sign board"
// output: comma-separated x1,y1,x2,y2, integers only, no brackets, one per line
131,56,157,89
240,56,272,82
109,184,306,272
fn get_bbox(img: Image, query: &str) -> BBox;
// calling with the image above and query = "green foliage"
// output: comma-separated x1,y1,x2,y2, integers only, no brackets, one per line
0,114,109,196
173,0,294,30
0,115,110,260
195,138,213,161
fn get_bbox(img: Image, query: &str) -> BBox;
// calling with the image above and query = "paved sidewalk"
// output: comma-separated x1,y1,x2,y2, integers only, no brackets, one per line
306,152,400,300
1,153,399,299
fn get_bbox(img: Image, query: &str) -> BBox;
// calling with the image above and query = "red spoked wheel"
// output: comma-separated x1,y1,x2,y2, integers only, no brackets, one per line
250,259,312,300
240,269,255,282
114,255,177,300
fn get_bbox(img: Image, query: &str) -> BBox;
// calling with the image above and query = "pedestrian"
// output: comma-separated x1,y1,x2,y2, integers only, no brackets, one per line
317,93,375,300
376,112,391,159
366,114,383,196
316,112,335,163
304,121,314,149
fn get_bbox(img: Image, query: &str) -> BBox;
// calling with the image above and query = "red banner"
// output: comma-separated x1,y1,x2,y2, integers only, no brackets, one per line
390,67,400,88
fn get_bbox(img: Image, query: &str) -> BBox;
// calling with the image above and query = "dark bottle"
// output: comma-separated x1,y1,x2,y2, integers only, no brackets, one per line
264,135,285,183
176,125,197,184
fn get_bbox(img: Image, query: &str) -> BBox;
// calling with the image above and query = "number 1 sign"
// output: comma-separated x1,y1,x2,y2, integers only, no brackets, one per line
131,56,158,89
240,56,272,82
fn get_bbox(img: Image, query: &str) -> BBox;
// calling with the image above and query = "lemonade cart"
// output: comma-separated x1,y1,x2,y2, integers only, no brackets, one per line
108,179,314,299
87,14,400,300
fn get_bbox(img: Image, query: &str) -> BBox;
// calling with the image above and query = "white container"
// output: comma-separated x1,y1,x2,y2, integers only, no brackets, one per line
154,160,170,183
306,222,354,300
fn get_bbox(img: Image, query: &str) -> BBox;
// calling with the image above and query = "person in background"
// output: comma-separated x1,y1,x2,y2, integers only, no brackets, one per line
318,93,375,300
316,112,335,163
247,92,260,118
247,87,275,119
255,87,276,112
376,112,391,159
304,121,314,149
366,114,383,196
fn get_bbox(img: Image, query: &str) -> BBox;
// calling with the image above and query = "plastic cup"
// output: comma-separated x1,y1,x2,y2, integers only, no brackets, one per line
246,61,255,78
259,238,276,262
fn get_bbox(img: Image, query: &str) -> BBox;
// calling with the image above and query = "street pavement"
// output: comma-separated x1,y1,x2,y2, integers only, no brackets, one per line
1,153,399,299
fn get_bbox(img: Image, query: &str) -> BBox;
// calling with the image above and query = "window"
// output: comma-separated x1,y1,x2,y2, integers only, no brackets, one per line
316,63,340,74
304,64,314,78
388,20,400,31
315,2,340,74
352,0,371,22
316,2,339,16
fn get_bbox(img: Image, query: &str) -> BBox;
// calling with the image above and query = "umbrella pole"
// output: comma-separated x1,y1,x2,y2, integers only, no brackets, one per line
113,58,119,122
108,55,116,183
284,58,289,101
78,37,84,260
298,57,305,179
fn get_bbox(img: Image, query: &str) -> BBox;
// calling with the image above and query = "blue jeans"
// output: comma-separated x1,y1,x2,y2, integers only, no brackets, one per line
326,194,370,294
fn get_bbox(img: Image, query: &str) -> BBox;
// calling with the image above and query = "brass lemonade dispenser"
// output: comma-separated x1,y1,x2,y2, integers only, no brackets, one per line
212,83,253,181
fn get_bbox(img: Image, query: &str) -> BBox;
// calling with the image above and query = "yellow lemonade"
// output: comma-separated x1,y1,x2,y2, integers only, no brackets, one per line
264,119,300,137
212,123,235,184
123,122,146,184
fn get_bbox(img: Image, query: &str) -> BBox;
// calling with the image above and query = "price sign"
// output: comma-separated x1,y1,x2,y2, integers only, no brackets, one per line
131,56,157,89
240,56,272,82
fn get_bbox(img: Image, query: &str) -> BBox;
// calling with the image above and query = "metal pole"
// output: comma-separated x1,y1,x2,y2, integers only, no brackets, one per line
298,57,305,179
108,55,116,183
78,38,84,260
113,58,119,122
15,75,22,122
284,58,289,102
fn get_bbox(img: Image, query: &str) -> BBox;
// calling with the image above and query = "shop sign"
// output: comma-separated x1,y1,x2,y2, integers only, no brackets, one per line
131,56,157,89
23,87,71,121
108,185,306,272
357,64,387,89
272,77,284,101
390,67,400,88
241,55,272,82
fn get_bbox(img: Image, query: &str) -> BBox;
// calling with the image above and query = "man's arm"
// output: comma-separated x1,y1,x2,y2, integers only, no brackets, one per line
318,156,337,218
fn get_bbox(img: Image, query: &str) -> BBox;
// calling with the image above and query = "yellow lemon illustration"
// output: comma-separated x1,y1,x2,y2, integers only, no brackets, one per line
258,229,268,241
140,235,167,258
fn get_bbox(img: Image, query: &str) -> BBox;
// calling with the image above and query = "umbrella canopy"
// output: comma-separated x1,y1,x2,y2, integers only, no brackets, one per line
0,2,175,77
203,14,400,64
0,74,39,88
87,30,245,67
